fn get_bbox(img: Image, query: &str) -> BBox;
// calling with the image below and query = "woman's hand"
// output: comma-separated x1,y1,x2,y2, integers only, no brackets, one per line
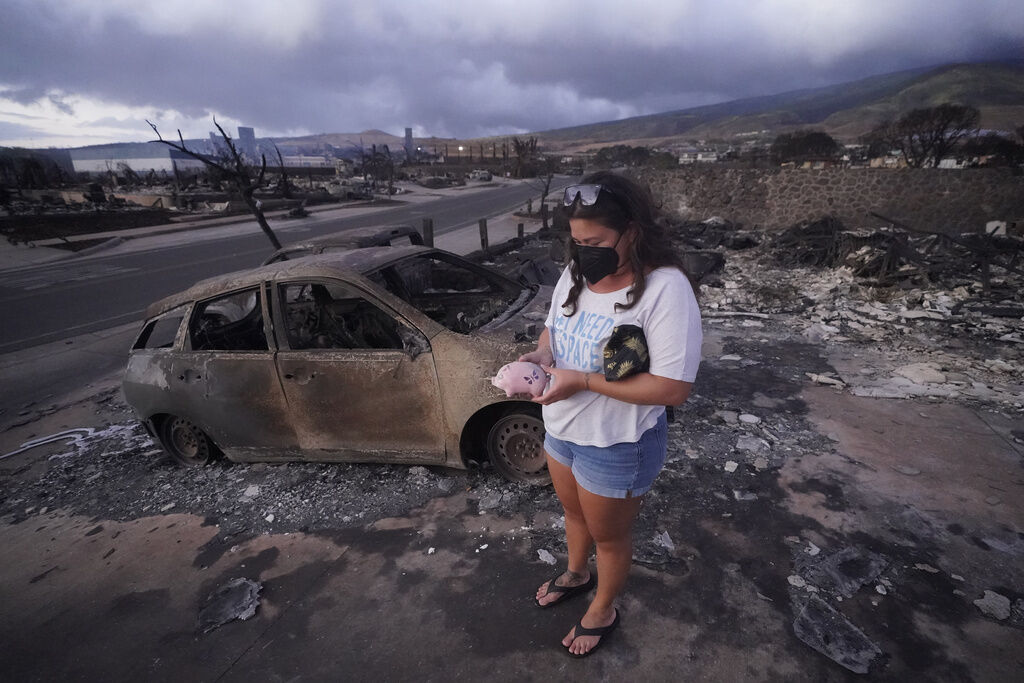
518,346,553,367
532,365,586,405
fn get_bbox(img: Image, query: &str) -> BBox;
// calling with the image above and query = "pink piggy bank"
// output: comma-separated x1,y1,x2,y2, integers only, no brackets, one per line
491,361,550,398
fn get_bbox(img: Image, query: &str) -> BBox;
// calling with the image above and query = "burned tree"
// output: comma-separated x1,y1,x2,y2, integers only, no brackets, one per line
364,144,395,196
771,130,841,164
147,118,282,249
511,136,538,178
522,156,560,227
272,143,294,199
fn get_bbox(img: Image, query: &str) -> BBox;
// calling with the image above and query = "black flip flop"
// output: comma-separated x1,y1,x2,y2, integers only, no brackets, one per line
534,574,595,608
566,608,620,658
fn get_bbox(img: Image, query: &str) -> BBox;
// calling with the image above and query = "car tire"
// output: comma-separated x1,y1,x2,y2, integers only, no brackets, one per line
486,411,548,483
159,416,216,467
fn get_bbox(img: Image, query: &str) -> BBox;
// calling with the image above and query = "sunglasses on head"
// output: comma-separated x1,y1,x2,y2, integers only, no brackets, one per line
562,184,612,207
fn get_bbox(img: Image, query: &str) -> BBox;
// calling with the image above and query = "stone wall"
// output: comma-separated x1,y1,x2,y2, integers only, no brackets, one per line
636,167,1024,234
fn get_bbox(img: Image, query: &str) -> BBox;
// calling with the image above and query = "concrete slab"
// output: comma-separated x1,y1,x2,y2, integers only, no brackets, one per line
0,511,348,681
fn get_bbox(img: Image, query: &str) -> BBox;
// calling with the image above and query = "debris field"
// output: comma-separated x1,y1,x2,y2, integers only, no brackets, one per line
0,218,1021,679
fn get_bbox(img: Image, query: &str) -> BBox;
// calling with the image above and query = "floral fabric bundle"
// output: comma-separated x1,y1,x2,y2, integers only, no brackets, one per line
602,324,650,381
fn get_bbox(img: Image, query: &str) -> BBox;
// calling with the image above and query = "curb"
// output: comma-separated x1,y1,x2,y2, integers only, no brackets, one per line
67,236,125,258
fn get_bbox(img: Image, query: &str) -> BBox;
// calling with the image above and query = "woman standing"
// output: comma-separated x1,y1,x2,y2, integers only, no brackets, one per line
522,171,702,657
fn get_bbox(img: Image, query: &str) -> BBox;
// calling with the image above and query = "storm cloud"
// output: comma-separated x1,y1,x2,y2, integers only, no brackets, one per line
0,0,1021,147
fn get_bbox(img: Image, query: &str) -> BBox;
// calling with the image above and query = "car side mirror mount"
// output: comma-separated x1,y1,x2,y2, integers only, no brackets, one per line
399,328,430,360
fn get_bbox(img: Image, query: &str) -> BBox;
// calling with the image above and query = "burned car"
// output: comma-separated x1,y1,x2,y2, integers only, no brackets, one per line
123,246,552,482
262,225,425,265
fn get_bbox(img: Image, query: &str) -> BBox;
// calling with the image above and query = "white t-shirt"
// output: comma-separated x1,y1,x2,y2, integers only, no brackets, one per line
543,266,702,447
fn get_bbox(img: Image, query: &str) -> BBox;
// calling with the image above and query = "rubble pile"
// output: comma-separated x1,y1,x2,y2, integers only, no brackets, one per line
771,215,1023,290
672,215,1024,408
0,387,560,539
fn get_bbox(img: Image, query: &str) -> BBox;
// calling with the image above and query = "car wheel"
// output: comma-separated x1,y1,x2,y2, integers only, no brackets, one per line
486,412,548,483
160,416,216,467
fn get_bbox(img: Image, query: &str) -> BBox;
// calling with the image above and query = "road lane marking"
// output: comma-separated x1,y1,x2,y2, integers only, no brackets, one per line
0,309,146,354
1,264,141,291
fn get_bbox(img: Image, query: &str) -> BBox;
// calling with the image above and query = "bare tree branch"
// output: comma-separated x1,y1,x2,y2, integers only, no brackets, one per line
272,143,292,199
146,119,231,174
146,119,281,250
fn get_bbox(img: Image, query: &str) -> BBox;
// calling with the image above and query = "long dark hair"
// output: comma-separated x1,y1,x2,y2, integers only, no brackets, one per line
562,170,687,316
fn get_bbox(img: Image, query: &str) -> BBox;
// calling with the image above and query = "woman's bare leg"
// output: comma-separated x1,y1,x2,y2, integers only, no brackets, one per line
562,486,642,655
536,453,595,605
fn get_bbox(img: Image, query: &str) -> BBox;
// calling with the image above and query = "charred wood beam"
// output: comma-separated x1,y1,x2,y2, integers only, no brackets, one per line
870,211,1023,280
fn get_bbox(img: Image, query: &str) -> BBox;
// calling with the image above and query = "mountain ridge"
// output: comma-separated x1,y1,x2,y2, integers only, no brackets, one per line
531,60,1024,149
150,60,1024,154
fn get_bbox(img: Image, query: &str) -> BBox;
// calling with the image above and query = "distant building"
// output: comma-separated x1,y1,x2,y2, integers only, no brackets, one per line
678,149,719,164
798,158,840,169
237,127,257,163
869,154,906,169
404,128,414,161
281,155,329,168
208,132,228,156
69,142,207,175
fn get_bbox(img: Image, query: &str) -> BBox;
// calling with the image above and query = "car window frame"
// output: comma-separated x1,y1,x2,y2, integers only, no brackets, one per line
270,275,431,353
183,283,277,353
366,250,528,334
132,303,192,352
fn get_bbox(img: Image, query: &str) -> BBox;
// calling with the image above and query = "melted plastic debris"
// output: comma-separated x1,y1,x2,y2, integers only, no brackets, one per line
198,578,262,633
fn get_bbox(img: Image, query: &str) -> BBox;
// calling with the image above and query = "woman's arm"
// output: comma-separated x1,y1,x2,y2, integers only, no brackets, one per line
533,365,691,407
518,327,554,366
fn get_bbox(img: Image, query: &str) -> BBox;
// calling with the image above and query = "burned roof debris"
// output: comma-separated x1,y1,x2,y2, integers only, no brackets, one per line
671,213,1023,407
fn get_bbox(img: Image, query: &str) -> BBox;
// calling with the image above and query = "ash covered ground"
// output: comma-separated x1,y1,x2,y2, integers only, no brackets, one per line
2,225,1022,678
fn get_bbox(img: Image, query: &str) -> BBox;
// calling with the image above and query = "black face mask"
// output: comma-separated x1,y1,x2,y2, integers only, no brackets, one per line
575,233,623,284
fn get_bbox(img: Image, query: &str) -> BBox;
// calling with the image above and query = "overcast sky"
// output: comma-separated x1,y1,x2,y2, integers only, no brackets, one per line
1,0,1021,148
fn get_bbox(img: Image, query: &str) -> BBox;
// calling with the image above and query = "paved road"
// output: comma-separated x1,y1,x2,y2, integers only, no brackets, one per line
0,181,551,354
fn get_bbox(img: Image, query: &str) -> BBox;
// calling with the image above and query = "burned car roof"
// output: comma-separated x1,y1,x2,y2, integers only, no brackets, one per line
146,245,449,318
261,225,423,264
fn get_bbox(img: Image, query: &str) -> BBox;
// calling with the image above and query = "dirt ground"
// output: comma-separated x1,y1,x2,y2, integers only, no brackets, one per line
1,237,1022,680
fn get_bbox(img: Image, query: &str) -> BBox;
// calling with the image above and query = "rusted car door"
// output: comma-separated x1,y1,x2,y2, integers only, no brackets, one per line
173,285,298,455
272,278,446,462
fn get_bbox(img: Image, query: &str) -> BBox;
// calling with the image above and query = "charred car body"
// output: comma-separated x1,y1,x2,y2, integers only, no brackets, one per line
123,246,552,482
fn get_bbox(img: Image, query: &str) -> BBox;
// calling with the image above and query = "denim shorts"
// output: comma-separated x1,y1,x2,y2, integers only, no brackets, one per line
544,412,668,499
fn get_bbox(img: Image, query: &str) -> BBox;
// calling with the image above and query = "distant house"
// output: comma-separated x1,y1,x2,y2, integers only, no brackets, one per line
678,149,719,164
798,158,841,170
937,157,968,169
69,142,207,175
868,154,906,169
